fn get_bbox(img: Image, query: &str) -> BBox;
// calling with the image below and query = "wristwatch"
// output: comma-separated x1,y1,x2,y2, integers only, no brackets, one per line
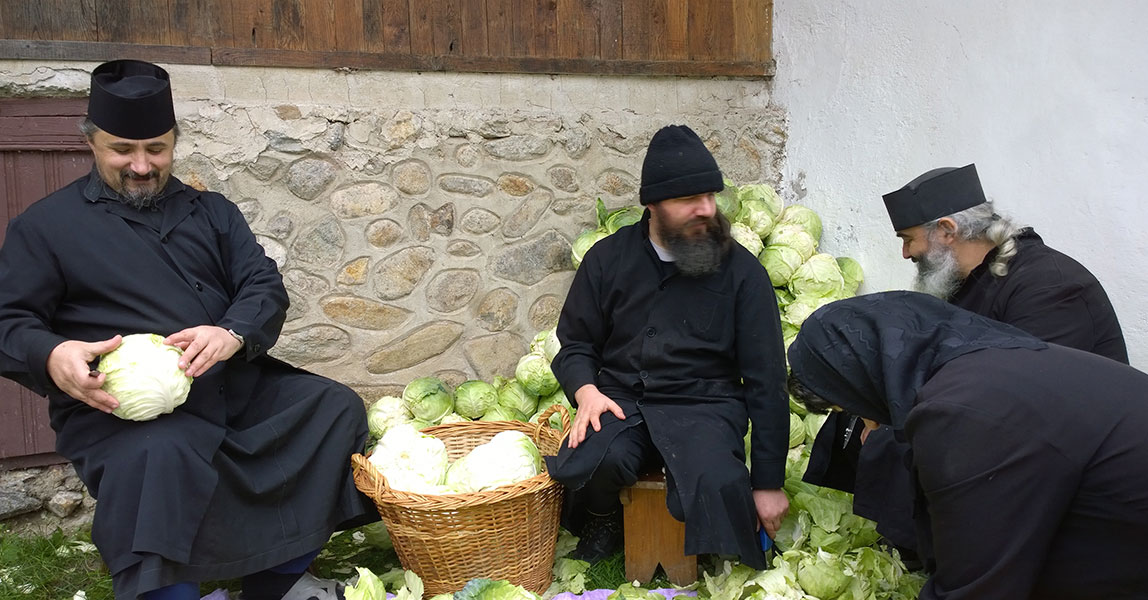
227,328,245,348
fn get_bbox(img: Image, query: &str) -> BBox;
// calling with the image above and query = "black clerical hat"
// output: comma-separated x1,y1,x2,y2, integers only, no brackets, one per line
639,125,724,205
882,164,987,231
87,59,176,140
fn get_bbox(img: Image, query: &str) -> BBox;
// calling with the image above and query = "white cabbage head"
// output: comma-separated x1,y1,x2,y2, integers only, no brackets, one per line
368,423,450,494
99,333,193,421
444,430,543,493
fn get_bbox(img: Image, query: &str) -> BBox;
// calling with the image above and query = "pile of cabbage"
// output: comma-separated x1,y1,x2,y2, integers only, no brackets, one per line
365,327,573,445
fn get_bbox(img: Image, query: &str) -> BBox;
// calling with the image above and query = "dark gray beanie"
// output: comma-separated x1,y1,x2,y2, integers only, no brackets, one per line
639,125,724,205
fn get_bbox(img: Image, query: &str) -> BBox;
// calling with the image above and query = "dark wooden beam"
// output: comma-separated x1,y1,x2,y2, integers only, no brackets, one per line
0,39,212,64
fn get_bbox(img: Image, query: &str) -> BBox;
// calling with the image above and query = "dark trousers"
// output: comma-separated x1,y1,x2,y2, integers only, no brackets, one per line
564,422,664,532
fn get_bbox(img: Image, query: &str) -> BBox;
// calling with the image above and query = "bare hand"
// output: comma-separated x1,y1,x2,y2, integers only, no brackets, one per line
567,384,626,448
164,326,243,378
753,488,790,539
46,336,123,413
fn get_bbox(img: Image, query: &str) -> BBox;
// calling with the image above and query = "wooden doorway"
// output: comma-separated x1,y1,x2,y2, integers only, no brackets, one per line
0,97,91,470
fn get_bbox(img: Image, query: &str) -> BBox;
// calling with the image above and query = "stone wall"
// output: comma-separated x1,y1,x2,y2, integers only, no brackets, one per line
0,63,785,526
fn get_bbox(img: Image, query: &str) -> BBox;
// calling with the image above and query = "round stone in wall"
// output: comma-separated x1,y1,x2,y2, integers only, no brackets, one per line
484,135,552,161
372,246,436,300
425,268,480,313
488,230,572,285
285,289,307,322
286,157,337,201
330,182,399,219
529,294,565,331
502,189,554,239
434,369,469,389
320,295,411,331
268,211,295,239
462,331,528,381
290,216,345,268
367,219,404,248
248,156,282,181
596,169,638,197
476,287,519,332
337,256,370,285
460,208,500,235
283,268,330,298
236,198,261,224
456,144,480,168
272,324,351,365
447,240,482,257
366,321,465,374
409,204,432,242
563,127,592,160
256,235,288,268
393,159,432,195
551,194,596,217
439,174,494,197
547,165,579,193
497,173,536,197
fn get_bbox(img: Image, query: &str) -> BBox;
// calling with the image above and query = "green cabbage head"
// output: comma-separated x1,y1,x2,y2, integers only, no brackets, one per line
715,180,741,219
529,327,562,362
759,244,805,287
837,256,865,295
737,183,783,218
778,204,823,242
789,253,846,299
444,430,544,492
366,395,412,438
402,377,454,424
788,412,806,448
604,206,644,233
480,405,529,422
734,198,777,238
99,333,193,421
454,380,498,419
767,225,818,261
572,229,610,269
730,222,765,257
514,352,560,396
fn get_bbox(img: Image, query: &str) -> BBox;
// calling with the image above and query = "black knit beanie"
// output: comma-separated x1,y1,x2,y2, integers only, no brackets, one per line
639,125,724,205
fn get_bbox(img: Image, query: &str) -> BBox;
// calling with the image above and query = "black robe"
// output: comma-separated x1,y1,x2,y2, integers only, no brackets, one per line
789,292,1148,599
807,229,1129,549
0,172,376,598
547,212,789,569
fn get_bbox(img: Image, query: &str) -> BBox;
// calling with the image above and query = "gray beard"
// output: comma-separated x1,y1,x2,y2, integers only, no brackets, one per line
659,216,728,278
118,187,160,210
913,242,964,300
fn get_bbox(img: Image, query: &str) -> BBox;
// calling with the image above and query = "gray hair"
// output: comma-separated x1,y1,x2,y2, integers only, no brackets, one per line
923,201,1023,277
79,116,180,141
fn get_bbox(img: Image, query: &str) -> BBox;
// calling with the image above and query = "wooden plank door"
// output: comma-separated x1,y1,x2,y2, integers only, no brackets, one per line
0,98,91,469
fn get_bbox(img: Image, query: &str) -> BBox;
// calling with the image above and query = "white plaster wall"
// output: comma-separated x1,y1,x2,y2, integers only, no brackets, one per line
772,0,1148,367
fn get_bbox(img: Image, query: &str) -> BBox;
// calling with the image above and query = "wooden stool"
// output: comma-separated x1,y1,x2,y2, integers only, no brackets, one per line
618,471,697,586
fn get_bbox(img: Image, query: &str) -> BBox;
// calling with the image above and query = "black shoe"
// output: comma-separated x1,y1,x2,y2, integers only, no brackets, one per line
572,510,622,563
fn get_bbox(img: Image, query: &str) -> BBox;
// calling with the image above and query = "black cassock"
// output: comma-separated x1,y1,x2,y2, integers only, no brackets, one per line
0,173,376,598
547,214,789,569
790,292,1148,599
806,228,1129,550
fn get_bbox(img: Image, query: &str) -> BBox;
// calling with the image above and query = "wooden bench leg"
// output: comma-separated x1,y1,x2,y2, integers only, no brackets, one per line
620,484,698,586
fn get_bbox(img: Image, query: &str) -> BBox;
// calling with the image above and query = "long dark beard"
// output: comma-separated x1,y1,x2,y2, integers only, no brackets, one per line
913,240,963,300
659,211,732,277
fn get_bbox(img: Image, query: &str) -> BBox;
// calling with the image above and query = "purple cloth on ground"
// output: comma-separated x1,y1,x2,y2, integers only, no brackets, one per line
199,590,231,600
551,589,697,600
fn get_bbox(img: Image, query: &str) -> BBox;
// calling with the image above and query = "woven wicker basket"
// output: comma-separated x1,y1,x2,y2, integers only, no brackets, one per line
351,405,571,598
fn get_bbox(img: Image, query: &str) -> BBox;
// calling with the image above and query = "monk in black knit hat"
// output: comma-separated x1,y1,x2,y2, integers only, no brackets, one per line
545,125,790,568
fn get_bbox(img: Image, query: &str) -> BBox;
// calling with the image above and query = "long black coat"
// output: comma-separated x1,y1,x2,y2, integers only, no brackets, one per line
0,173,376,598
809,229,1129,549
548,213,788,568
789,292,1148,599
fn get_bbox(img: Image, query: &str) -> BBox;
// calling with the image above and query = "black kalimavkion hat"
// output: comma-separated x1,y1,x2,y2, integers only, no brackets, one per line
881,164,988,231
87,59,176,140
639,125,724,205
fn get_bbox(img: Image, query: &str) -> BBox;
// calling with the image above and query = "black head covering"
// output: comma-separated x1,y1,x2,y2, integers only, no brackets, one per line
787,291,1046,430
88,59,176,140
881,164,987,231
639,125,724,205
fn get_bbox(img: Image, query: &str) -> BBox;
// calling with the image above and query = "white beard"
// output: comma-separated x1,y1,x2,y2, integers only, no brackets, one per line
913,241,964,300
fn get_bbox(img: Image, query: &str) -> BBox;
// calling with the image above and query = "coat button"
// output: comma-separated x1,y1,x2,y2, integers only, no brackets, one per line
659,283,666,291
639,370,648,379
160,236,168,244
218,385,224,394
646,328,656,337
194,282,203,291
253,344,262,353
